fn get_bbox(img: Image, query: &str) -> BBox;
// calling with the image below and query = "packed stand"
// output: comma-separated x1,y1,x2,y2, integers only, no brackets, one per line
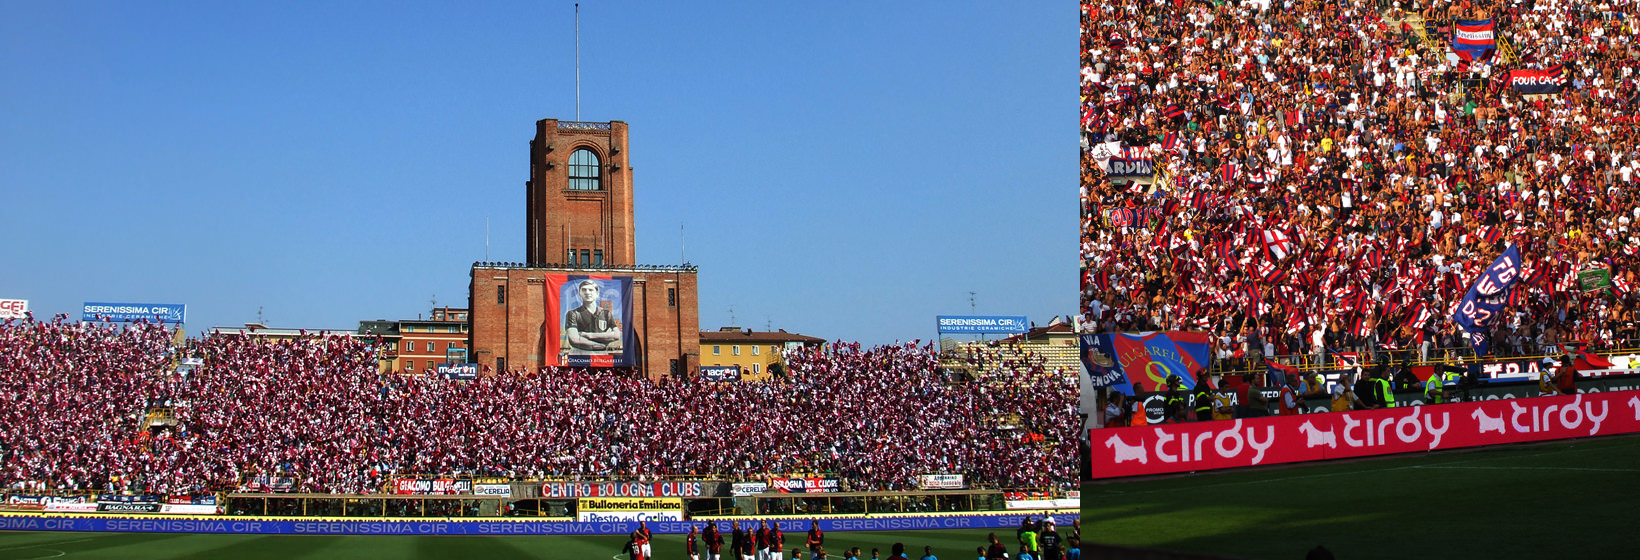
1081,0,1640,366
0,318,1075,494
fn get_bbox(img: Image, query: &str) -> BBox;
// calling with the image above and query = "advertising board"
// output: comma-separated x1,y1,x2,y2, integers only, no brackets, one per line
936,316,1028,335
437,363,479,380
0,512,1082,536
0,299,27,320
575,498,684,523
1089,390,1640,479
700,365,742,382
915,474,965,490
730,482,767,496
473,484,512,498
81,302,186,323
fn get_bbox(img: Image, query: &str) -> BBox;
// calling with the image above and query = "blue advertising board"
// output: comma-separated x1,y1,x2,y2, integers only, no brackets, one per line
699,365,741,382
0,512,1079,536
936,316,1028,334
81,302,186,323
437,363,479,380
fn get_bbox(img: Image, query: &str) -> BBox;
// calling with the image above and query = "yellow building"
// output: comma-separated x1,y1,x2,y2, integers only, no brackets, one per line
698,327,824,381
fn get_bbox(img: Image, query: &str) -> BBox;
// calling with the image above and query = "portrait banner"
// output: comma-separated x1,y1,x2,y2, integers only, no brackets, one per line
543,275,635,367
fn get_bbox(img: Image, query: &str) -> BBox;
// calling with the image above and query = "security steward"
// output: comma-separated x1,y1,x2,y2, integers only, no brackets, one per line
1374,367,1397,408
1424,362,1462,404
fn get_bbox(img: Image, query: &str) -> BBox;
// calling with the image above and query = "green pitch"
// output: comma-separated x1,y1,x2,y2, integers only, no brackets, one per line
0,529,1000,559
1082,433,1640,560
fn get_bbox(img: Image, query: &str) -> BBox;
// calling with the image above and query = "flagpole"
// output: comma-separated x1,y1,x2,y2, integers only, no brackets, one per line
575,3,580,122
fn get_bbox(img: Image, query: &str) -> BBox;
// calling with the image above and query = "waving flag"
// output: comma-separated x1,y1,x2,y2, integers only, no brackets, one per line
1452,19,1496,61
1454,245,1524,356
1263,228,1296,261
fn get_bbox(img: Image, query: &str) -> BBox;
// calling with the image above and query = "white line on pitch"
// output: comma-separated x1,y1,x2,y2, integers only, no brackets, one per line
1411,465,1640,472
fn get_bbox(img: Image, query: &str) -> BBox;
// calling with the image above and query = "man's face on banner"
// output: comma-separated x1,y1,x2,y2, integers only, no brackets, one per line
578,281,600,305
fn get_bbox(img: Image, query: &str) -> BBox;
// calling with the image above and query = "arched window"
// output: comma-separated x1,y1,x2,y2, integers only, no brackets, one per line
568,148,601,190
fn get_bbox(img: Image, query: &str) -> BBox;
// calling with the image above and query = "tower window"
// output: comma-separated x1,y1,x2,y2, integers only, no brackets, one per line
497,285,506,304
593,250,603,267
569,149,601,190
668,288,676,307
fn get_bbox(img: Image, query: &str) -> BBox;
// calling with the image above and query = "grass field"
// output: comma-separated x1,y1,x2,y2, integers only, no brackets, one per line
0,528,1001,559
1081,433,1640,560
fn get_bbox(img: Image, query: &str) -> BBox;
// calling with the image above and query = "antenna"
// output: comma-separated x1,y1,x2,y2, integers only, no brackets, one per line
575,3,581,121
969,291,977,314
680,222,686,265
766,317,772,331
431,295,437,311
729,305,736,327
485,217,490,261
257,306,264,325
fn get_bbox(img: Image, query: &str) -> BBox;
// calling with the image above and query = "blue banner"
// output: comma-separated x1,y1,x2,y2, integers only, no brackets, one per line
0,512,1079,536
1082,331,1214,395
1081,334,1125,389
81,302,186,323
699,365,741,382
936,315,1028,334
1454,245,1523,357
437,363,479,380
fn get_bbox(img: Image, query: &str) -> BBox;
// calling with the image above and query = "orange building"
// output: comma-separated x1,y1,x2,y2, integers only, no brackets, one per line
396,307,469,373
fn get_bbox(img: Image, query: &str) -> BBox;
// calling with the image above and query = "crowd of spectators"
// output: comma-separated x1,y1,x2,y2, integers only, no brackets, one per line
1081,0,1640,367
0,316,1074,495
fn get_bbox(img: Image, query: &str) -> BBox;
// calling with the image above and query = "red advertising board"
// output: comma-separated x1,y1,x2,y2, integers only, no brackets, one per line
1089,390,1640,478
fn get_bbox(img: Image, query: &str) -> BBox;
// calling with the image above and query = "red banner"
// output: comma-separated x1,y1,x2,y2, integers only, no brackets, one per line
1089,390,1640,478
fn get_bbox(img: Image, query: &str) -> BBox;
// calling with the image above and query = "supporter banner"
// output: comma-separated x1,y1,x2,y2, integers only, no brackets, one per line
1106,207,1163,228
540,481,708,499
543,275,635,367
1510,64,1565,94
1452,19,1495,61
1088,390,1640,479
473,484,512,498
699,365,742,382
915,474,966,490
936,316,1028,335
1090,331,1214,395
1107,157,1154,177
390,478,472,496
0,512,1082,536
43,502,98,513
437,363,479,380
1454,245,1522,357
1081,334,1124,389
81,302,186,324
730,482,768,496
0,299,27,320
769,477,840,494
1579,268,1613,293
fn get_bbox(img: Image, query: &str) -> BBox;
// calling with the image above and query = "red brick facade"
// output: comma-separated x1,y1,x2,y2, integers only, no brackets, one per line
526,120,636,267
468,264,699,379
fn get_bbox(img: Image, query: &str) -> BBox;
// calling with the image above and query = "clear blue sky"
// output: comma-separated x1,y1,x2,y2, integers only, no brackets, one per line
0,1,1073,345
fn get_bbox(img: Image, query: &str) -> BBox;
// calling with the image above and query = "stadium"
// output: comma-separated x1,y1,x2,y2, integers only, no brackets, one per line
1081,0,1640,558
